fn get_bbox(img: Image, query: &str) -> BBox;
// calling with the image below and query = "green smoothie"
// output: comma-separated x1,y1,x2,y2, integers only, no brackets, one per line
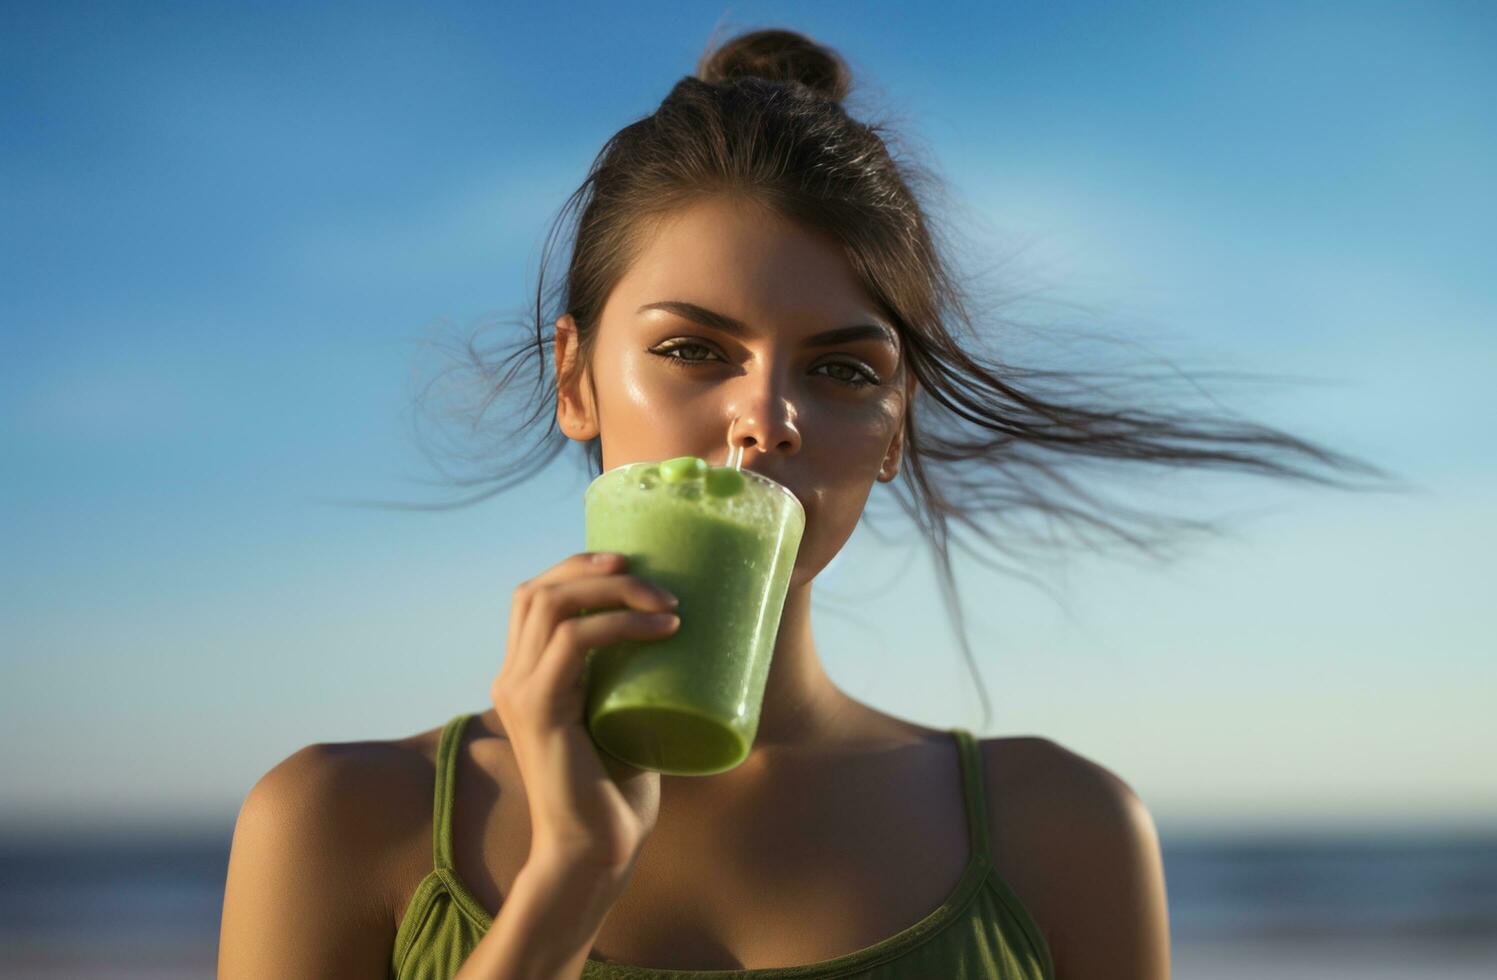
582,455,805,775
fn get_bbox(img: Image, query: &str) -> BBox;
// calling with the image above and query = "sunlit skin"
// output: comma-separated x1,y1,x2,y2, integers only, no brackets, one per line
552,194,918,778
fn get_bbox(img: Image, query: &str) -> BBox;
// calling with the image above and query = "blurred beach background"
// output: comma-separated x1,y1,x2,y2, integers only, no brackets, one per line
3,0,1494,976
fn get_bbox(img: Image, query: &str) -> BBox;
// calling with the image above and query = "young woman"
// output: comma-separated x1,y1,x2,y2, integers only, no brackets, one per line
219,27,1380,980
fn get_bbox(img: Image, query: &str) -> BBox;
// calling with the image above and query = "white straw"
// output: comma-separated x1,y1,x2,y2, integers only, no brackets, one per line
726,416,744,471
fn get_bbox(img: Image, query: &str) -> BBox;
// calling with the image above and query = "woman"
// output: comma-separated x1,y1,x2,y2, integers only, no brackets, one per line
219,27,1380,980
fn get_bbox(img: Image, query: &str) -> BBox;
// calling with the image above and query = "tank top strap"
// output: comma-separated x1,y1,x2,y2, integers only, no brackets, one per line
432,712,474,872
949,728,993,863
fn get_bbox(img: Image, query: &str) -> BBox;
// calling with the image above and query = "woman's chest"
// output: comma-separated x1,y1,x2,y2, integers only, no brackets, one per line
450,741,980,971
587,794,975,970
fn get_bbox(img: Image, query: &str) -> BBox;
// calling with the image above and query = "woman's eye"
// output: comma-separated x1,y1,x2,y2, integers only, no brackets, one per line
821,363,870,385
654,341,718,364
648,342,880,388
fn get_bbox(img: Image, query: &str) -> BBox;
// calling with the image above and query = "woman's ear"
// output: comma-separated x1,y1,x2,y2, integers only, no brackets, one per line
879,427,904,481
554,314,599,441
878,372,915,482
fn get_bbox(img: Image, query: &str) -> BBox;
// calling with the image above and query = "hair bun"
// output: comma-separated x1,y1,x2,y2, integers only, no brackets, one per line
696,28,852,104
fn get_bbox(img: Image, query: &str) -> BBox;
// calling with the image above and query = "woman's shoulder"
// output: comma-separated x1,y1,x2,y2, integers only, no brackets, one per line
974,732,1167,976
252,720,449,821
238,719,459,922
975,732,1155,842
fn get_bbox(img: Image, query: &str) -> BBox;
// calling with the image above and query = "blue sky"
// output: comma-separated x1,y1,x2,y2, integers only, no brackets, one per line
3,0,1494,838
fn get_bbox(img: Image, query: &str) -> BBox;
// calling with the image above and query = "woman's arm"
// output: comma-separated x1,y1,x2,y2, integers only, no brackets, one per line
1057,773,1171,979
450,848,630,980
1026,744,1172,980
218,744,401,979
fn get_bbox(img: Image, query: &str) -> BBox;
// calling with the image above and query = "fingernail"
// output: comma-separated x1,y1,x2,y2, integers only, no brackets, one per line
592,552,619,564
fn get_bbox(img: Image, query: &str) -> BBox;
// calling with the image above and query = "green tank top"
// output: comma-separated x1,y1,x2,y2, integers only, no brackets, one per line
390,712,1056,980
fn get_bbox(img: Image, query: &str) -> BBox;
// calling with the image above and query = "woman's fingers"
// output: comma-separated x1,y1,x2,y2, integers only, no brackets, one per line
504,552,615,677
514,561,678,679
533,607,681,696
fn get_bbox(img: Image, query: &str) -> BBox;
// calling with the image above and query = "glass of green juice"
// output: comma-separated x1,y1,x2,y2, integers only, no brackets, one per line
581,454,805,776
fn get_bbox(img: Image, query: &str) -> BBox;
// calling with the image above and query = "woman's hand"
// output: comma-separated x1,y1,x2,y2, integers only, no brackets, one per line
491,551,679,879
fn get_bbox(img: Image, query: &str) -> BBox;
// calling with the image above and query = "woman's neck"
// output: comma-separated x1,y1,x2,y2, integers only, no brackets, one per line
745,580,856,751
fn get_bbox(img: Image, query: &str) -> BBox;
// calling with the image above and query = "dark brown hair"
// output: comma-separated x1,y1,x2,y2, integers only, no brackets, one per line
344,27,1399,730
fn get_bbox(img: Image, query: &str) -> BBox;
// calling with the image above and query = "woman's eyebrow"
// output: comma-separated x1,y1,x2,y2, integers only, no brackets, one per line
636,300,897,350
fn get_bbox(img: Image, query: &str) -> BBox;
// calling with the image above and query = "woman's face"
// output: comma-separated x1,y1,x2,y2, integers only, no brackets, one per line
555,195,912,585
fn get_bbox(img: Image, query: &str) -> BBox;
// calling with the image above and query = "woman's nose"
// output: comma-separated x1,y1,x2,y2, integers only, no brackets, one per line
723,401,801,461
